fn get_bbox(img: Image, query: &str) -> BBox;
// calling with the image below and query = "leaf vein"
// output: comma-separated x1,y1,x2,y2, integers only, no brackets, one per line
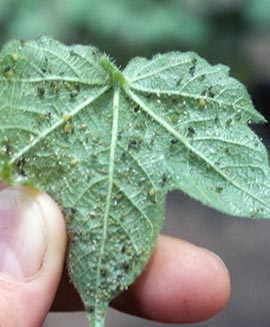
8,86,109,165
126,88,270,209
94,87,120,315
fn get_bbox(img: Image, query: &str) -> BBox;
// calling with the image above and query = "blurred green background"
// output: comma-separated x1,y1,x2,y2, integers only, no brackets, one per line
1,1,270,326
1,0,270,86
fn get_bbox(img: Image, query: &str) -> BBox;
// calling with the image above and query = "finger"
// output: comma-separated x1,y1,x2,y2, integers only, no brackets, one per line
111,234,231,323
0,187,67,327
51,234,230,324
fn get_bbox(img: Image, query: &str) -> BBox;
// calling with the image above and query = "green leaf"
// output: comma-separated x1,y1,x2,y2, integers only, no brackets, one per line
0,36,269,327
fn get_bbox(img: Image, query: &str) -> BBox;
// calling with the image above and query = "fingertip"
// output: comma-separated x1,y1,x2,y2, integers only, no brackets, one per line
112,235,230,323
35,191,68,275
0,187,67,327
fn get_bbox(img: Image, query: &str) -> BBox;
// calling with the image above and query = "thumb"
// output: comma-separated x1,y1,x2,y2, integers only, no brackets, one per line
0,186,67,327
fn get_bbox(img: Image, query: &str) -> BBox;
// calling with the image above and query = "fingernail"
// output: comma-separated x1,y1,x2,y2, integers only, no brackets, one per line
206,249,230,277
0,188,47,281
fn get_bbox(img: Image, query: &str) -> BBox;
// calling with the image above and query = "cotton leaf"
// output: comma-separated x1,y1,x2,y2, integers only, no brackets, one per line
0,36,269,327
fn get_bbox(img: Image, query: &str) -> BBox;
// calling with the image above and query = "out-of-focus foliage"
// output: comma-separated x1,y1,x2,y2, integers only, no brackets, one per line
61,0,209,48
245,0,270,26
0,0,14,21
0,0,270,83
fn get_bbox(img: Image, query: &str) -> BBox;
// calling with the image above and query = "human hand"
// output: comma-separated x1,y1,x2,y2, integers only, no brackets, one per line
0,185,230,326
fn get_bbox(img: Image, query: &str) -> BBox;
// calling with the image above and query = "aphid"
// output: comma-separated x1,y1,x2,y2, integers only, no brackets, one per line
170,138,179,144
148,188,156,203
192,57,198,65
176,77,182,86
171,114,179,123
133,105,140,112
65,207,77,221
235,110,242,121
89,211,96,218
189,65,196,76
49,81,56,88
64,121,72,133
148,188,155,198
121,245,126,254
199,98,206,108
41,68,47,73
122,262,130,271
100,268,107,277
4,66,11,73
16,157,26,176
37,85,45,97
54,82,62,93
199,74,205,81
171,96,179,104
188,126,195,135
138,177,146,186
69,50,77,57
65,82,71,90
226,118,233,127
28,134,34,144
70,158,78,165
250,210,257,218
201,89,207,96
80,123,88,130
208,86,215,98
5,143,12,156
128,139,138,148
3,66,13,77
75,83,81,91
70,90,78,98
121,150,127,160
62,113,70,121
161,173,167,186
3,138,12,156
70,207,77,215
215,186,223,193
11,54,19,62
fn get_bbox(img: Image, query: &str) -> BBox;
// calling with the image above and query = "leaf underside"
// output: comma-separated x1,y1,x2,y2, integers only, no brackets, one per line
0,36,269,327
